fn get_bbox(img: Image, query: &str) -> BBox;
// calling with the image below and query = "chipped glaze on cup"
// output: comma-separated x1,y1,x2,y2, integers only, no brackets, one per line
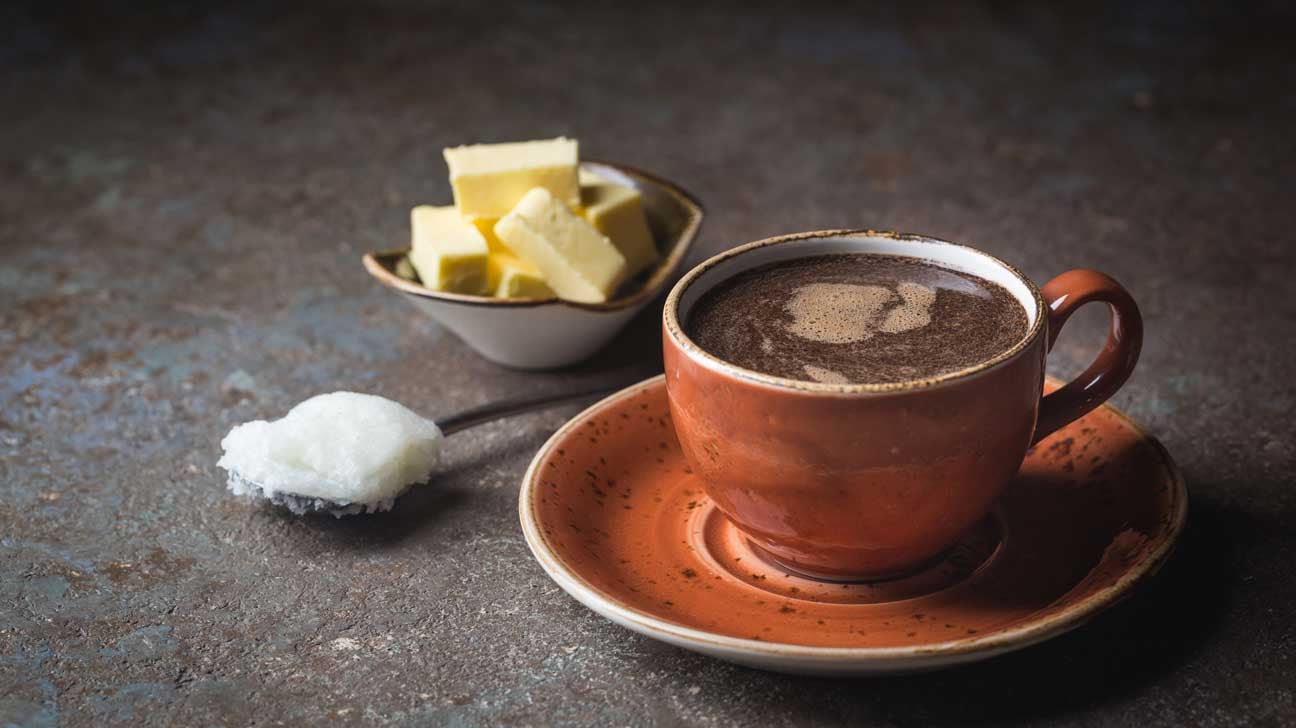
662,231,1143,580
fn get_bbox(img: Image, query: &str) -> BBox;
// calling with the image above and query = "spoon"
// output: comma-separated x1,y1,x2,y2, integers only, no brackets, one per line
224,384,621,517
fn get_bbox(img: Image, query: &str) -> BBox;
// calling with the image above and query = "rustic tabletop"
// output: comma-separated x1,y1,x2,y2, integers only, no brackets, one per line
3,1,1293,725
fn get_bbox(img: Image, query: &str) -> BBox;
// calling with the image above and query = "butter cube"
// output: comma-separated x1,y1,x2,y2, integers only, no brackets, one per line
467,215,507,253
487,252,553,299
579,169,659,279
494,187,627,303
444,138,580,218
472,216,553,297
407,205,489,294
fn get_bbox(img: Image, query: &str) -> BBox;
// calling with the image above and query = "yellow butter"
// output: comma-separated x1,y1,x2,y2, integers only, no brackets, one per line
472,216,554,297
407,205,489,294
467,215,507,253
444,138,580,218
487,252,553,299
579,169,658,279
494,187,627,303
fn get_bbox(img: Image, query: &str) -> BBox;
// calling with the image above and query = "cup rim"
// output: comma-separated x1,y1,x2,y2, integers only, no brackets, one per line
662,229,1048,394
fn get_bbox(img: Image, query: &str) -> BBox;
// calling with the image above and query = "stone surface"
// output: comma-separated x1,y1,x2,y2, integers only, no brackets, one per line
1,1,1293,725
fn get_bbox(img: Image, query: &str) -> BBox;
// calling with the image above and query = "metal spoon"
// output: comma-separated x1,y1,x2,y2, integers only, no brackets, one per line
228,384,621,517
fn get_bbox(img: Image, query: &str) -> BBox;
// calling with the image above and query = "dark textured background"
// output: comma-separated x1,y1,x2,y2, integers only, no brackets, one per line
2,1,1294,725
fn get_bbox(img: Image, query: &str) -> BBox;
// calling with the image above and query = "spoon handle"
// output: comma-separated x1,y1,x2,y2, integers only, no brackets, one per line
434,384,624,436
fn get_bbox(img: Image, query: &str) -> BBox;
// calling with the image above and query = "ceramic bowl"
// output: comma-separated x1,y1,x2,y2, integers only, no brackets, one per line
363,161,704,369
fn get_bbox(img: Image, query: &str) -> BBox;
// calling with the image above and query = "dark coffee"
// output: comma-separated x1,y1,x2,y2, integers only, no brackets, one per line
685,253,1029,385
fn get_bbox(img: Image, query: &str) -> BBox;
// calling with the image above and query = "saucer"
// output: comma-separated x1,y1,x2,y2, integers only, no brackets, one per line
519,376,1186,676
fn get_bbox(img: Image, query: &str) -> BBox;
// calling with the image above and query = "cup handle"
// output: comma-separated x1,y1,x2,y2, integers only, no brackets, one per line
1032,269,1144,445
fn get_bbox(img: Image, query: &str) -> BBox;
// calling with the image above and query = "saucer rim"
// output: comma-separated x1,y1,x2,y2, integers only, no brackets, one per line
519,375,1188,669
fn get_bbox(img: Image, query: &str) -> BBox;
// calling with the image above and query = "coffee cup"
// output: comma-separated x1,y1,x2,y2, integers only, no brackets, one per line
662,230,1142,580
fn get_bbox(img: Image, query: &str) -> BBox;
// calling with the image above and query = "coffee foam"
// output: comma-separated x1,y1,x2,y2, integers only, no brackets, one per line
879,281,935,334
684,253,1028,385
784,281,935,344
802,364,850,384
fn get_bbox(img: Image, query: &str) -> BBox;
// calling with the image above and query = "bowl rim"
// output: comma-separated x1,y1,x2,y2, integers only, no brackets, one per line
362,159,705,312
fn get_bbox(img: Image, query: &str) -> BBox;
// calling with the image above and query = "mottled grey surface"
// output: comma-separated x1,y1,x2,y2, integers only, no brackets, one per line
2,1,1294,726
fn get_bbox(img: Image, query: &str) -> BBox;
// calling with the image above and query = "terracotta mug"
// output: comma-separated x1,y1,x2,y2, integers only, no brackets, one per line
662,230,1143,580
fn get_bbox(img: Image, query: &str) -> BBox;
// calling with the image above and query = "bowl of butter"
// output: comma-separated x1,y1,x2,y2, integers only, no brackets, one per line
363,138,704,369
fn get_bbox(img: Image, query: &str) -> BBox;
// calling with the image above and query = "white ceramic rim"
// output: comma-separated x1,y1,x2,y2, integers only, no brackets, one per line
518,375,1188,670
662,230,1048,394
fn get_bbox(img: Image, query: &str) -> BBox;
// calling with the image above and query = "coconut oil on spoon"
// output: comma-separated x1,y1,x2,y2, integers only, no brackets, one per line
217,386,618,517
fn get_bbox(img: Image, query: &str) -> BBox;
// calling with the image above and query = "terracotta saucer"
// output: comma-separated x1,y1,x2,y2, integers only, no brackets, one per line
519,376,1186,675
